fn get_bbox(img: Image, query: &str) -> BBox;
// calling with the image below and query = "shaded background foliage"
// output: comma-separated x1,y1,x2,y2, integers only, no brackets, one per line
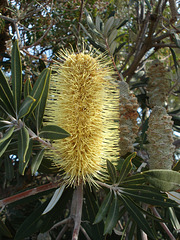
0,0,180,239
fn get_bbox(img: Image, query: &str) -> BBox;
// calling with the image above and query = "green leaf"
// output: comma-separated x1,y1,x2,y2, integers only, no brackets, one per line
118,152,136,184
104,193,120,235
28,68,51,116
121,173,145,185
120,194,155,239
169,207,180,231
18,95,36,119
0,137,12,157
95,15,104,32
18,126,29,165
173,159,180,171
35,69,50,131
4,157,14,181
0,219,12,238
39,125,70,139
107,160,117,183
42,184,65,215
94,191,113,224
19,139,32,175
142,170,180,192
24,78,32,98
11,40,22,112
104,17,114,36
85,9,95,30
121,186,177,207
0,126,14,144
145,0,151,10
0,69,15,115
31,148,45,175
108,28,117,45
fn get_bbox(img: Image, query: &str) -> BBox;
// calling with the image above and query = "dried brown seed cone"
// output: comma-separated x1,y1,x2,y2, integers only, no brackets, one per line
146,60,170,108
119,81,139,156
147,106,175,169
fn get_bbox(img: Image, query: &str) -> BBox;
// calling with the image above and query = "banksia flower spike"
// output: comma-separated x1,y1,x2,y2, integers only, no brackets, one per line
146,60,170,108
46,48,120,187
147,106,175,169
119,81,139,156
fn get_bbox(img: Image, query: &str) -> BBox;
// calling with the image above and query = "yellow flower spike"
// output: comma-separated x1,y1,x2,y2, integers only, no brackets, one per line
46,48,120,187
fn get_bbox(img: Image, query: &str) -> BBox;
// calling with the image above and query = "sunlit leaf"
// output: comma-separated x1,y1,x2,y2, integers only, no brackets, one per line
104,193,120,235
0,69,15,115
18,96,36,119
39,125,70,139
168,207,180,230
118,152,136,184
94,190,112,224
11,40,22,113
18,126,29,165
31,148,45,175
0,126,15,144
142,170,180,192
24,78,32,98
42,185,65,215
19,139,32,175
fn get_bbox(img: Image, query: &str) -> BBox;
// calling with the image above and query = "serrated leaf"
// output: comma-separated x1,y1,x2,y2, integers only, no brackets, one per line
108,28,117,45
107,160,117,183
118,152,136,184
120,194,155,239
0,126,14,144
104,193,120,235
31,148,45,175
142,170,180,192
39,125,70,139
42,184,65,215
0,219,12,238
24,78,32,98
0,137,12,157
35,70,50,131
18,95,36,119
94,191,112,224
19,139,32,175
28,68,51,117
0,69,15,115
104,17,114,36
18,126,29,165
11,40,22,113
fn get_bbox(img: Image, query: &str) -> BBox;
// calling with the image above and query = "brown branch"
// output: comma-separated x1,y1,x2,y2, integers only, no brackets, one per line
152,43,178,48
77,0,84,34
0,182,59,208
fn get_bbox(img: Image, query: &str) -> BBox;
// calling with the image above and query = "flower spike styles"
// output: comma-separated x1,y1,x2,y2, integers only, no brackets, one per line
46,48,120,187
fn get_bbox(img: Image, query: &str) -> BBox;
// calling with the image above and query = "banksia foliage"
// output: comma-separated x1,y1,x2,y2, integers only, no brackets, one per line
46,49,120,186
0,17,5,34
119,81,139,156
147,106,175,169
146,60,170,108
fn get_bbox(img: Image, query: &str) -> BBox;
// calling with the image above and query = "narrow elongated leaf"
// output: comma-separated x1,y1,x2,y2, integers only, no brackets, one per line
95,15,104,32
0,137,12,157
35,70,50,131
42,185,65,215
108,28,117,45
11,40,22,112
142,170,180,192
28,68,51,116
19,139,32,175
0,219,12,238
169,207,180,230
18,95,36,119
104,193,120,235
121,173,145,185
118,152,136,184
170,48,179,72
31,148,45,175
94,191,113,224
107,160,117,183
4,157,14,181
39,125,70,139
0,69,14,115
120,194,155,239
18,126,29,164
0,126,14,144
104,17,114,36
85,10,95,30
24,78,32,98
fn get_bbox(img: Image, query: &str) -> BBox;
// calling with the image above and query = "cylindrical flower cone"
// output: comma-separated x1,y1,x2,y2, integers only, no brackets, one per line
46,49,120,187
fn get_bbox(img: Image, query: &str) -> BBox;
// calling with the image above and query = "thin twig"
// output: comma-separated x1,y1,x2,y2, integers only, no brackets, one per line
56,224,68,240
72,183,84,240
80,226,91,240
50,218,70,231
151,207,176,240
